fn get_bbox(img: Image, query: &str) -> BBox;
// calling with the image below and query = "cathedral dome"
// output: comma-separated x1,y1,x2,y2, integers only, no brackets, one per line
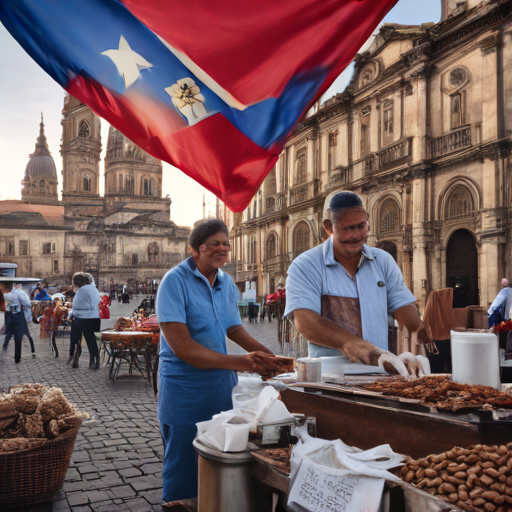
24,115,57,179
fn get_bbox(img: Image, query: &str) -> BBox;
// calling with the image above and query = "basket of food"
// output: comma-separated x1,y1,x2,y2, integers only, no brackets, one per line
0,384,85,509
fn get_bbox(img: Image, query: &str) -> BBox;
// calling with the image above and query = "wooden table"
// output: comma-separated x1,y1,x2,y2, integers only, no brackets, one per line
100,331,158,384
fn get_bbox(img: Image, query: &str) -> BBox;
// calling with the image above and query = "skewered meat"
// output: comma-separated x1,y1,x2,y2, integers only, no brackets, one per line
113,317,133,331
250,353,295,380
251,447,292,473
363,376,512,411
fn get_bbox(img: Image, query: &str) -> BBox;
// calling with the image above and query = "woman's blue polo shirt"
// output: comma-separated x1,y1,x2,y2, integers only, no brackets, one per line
156,256,241,426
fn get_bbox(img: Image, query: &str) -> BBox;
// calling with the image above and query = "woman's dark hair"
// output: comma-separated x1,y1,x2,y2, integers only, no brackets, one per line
189,219,229,251
73,272,88,288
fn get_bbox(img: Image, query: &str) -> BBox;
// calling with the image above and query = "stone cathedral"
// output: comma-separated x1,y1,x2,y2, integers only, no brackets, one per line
0,95,190,290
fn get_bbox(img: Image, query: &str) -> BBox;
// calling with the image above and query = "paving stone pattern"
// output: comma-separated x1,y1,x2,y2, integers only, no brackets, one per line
0,297,281,511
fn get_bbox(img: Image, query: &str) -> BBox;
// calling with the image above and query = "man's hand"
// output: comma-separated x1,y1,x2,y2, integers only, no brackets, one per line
398,352,425,377
378,352,414,377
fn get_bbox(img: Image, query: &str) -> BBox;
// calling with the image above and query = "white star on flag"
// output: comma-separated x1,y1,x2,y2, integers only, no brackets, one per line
102,35,152,88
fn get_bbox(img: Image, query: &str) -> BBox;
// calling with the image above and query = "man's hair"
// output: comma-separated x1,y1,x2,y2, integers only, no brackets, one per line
73,272,88,288
189,219,229,251
324,191,366,222
2,281,13,292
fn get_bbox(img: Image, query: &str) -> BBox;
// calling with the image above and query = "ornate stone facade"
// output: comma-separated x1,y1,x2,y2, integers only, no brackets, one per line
0,96,190,289
227,0,512,314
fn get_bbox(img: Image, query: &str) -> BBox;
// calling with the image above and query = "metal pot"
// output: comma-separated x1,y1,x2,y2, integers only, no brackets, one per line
192,438,268,512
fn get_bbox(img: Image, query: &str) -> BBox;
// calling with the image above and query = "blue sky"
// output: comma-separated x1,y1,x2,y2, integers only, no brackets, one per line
0,0,440,226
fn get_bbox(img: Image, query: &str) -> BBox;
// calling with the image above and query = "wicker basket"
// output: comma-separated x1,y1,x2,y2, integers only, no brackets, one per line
0,417,82,509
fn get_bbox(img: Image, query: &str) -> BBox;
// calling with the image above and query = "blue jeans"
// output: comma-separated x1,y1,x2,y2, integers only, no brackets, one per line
3,311,26,362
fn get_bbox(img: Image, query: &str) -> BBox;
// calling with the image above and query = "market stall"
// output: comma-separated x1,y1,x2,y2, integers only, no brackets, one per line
99,307,160,385
100,330,159,384
188,355,512,512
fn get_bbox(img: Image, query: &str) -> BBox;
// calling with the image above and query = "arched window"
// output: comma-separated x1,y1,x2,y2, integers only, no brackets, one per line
296,151,307,185
266,233,277,259
118,174,123,191
293,222,310,256
150,178,155,196
132,254,138,265
143,179,149,196
148,242,159,263
78,120,90,138
380,199,400,233
451,93,464,129
39,180,46,192
83,175,91,192
264,167,277,195
126,175,134,194
361,123,370,156
249,236,257,264
447,186,472,219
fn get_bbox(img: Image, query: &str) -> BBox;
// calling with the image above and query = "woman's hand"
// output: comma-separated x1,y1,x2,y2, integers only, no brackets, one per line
242,351,280,378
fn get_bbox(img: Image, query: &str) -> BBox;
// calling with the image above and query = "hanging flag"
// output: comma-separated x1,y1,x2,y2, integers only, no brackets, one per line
0,0,397,211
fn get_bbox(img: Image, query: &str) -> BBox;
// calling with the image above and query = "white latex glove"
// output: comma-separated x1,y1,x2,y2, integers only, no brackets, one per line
377,352,410,377
398,352,425,378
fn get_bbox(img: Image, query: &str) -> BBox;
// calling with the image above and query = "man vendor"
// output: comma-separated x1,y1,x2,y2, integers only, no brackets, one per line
285,191,432,376
156,219,277,503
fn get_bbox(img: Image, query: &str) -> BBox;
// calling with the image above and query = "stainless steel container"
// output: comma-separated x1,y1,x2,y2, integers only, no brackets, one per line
192,438,268,512
255,419,294,448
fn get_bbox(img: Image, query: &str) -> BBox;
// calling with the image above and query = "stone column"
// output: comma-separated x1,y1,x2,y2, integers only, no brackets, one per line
411,69,429,162
411,177,429,311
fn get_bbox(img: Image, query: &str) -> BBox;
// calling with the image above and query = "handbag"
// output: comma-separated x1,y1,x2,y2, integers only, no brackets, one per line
99,303,110,320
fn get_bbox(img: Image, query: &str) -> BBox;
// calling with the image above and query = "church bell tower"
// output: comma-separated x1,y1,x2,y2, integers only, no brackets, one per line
60,95,102,202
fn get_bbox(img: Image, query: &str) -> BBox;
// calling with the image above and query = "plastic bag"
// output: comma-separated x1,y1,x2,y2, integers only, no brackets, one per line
288,434,403,512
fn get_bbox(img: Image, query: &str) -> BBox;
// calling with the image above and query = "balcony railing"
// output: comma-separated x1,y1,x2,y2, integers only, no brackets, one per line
263,191,286,215
328,167,350,188
289,180,318,206
379,138,412,167
428,126,471,158
263,254,288,272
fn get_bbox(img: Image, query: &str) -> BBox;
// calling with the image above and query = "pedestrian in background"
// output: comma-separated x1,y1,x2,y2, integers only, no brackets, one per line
70,272,101,369
1,281,32,363
488,278,512,350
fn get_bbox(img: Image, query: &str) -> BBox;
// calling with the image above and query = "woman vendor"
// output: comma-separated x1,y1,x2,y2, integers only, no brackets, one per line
156,219,275,503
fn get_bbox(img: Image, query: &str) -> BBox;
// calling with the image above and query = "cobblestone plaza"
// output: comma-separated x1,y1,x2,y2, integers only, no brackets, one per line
0,297,281,511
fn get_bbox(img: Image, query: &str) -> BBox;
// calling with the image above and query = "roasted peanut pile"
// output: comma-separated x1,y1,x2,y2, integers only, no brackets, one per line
401,443,512,511
364,376,512,411
0,383,86,453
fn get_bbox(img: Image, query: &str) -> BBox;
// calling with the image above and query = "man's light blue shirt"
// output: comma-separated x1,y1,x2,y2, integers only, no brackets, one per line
488,287,512,319
284,237,416,356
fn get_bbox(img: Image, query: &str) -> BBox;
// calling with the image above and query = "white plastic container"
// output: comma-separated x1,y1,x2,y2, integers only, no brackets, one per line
450,330,501,389
296,357,322,382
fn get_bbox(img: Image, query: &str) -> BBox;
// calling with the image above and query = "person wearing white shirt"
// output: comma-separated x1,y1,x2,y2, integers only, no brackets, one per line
1,281,32,363
70,272,101,369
